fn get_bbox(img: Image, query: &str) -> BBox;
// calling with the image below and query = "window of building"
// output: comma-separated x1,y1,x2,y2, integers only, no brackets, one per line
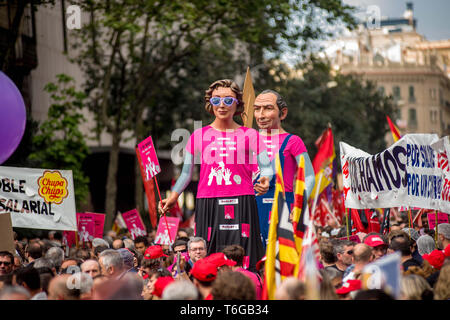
378,86,385,96
430,110,438,123
393,86,401,101
439,88,444,106
408,108,417,128
408,85,415,103
430,88,436,100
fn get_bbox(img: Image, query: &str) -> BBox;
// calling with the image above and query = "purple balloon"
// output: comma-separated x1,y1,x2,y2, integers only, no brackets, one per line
0,71,26,164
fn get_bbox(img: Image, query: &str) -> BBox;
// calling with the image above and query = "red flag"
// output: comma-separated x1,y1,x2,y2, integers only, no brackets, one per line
386,116,401,142
312,126,335,173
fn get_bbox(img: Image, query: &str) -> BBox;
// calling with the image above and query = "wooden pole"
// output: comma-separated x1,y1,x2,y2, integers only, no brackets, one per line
241,66,255,128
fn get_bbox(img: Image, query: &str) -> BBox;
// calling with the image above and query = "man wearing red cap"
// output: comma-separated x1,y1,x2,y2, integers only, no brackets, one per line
190,258,217,300
336,279,361,300
152,276,175,300
364,234,388,261
144,245,168,260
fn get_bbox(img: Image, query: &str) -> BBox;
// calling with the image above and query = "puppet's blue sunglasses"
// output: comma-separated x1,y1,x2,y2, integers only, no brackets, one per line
209,96,238,107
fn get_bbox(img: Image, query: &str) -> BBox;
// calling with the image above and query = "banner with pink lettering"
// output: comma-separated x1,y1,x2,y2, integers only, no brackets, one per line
137,136,161,181
122,208,147,240
154,216,180,245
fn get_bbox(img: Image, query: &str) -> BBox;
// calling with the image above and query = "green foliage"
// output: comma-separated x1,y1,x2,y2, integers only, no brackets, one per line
257,59,398,166
28,74,90,207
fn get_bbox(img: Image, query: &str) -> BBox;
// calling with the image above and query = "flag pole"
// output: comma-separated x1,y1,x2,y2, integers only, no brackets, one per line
154,175,173,244
408,207,412,240
346,208,350,240
310,171,324,222
435,210,438,247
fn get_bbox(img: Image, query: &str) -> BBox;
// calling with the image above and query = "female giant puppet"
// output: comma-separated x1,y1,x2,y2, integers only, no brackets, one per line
159,79,272,271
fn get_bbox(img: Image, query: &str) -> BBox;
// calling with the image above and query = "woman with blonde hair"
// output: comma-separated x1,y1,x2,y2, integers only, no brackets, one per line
400,274,433,300
433,263,450,300
159,79,272,271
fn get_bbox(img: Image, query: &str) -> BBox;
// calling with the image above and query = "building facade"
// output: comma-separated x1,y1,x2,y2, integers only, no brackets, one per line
323,3,450,144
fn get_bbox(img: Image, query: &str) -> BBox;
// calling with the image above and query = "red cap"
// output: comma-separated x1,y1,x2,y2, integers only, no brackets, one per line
152,276,174,298
423,249,445,270
191,259,217,282
256,256,267,271
336,279,361,295
206,253,237,268
364,235,387,248
444,244,450,258
144,245,168,260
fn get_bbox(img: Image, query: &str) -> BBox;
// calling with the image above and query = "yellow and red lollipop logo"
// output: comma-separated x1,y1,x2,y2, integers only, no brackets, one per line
38,171,68,204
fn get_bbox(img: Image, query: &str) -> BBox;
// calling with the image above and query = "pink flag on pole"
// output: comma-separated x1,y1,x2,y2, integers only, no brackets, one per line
122,209,147,240
155,216,180,246
137,136,161,181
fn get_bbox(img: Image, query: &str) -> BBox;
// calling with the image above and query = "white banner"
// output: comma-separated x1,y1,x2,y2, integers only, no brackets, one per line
340,134,450,213
0,166,77,230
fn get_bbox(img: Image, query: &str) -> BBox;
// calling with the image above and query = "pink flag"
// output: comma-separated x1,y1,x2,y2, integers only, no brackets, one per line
86,212,105,239
63,230,76,248
137,136,161,180
155,216,180,245
122,209,147,240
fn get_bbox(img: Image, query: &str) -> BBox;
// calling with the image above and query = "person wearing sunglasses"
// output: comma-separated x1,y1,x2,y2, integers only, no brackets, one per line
252,89,315,249
159,79,273,272
0,251,14,276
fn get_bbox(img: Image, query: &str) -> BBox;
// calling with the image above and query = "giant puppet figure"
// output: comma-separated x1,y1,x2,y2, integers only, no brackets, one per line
159,79,272,271
253,90,315,248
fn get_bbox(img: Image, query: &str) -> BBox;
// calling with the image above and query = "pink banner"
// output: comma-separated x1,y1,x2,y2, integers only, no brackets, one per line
137,136,161,180
155,216,180,245
427,212,449,230
77,213,95,244
86,212,106,239
338,235,361,243
122,208,147,240
63,230,76,248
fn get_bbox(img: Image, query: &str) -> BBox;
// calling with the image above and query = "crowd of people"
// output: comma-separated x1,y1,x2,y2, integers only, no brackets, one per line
0,220,449,300
1,80,449,301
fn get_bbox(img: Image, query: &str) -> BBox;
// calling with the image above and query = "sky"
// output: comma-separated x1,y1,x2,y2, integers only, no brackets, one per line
343,0,450,40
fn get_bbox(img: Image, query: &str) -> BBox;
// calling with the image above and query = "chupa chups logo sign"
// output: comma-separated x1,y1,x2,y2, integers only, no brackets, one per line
37,171,69,204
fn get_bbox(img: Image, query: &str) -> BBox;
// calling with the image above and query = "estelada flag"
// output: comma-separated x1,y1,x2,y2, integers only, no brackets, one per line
309,126,335,200
386,115,401,142
292,154,308,255
262,154,300,300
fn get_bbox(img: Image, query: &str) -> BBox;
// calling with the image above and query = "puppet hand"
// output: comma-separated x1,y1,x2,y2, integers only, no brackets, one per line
254,176,270,196
158,193,178,215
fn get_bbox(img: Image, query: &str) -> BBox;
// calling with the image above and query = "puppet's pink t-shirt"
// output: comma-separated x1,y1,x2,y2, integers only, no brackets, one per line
186,126,267,198
253,133,307,192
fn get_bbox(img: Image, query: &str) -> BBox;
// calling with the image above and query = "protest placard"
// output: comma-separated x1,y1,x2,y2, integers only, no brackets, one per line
137,136,161,181
427,212,449,230
0,166,77,230
361,251,402,299
154,216,180,246
122,208,147,240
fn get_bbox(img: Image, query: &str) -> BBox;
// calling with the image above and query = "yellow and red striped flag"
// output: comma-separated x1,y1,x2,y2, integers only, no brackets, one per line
292,154,308,255
386,115,401,142
262,154,300,300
